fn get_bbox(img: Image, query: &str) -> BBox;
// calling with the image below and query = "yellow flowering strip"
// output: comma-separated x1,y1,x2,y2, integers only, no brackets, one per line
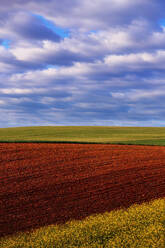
0,198,164,248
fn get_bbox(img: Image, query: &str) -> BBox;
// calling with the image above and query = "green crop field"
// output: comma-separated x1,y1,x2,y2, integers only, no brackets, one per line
1,126,165,145
0,198,164,248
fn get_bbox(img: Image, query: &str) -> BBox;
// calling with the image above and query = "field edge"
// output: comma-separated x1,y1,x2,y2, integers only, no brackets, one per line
0,197,164,248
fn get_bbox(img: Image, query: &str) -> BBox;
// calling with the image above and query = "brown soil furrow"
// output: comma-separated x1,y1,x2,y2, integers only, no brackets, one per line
0,143,165,237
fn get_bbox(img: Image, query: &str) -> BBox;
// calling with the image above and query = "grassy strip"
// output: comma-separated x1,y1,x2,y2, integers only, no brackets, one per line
1,140,165,146
1,126,165,145
0,198,164,248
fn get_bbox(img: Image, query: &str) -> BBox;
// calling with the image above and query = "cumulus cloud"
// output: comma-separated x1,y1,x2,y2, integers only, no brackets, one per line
1,0,165,127
0,12,61,44
18,0,164,31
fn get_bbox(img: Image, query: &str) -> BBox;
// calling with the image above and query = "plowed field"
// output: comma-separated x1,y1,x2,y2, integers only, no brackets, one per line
0,143,165,237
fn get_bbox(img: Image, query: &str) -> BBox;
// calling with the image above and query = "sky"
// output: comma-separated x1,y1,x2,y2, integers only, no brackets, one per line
1,0,165,127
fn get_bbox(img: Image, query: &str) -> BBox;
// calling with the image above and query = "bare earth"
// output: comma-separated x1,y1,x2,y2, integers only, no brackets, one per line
0,143,165,237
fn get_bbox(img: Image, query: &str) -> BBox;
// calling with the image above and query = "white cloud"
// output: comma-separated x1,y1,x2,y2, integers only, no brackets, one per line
1,0,165,127
104,50,165,71
112,88,165,101
0,88,33,94
0,100,5,105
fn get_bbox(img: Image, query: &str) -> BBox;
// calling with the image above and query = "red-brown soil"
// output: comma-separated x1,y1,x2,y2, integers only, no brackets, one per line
0,143,165,237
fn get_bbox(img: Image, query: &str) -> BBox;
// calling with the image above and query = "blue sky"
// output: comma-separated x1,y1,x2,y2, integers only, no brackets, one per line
0,0,165,127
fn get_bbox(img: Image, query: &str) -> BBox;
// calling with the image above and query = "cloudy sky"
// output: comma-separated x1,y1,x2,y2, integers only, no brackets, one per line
1,0,165,127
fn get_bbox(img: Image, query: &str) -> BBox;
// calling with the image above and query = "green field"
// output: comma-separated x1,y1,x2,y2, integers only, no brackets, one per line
1,126,165,145
0,198,164,248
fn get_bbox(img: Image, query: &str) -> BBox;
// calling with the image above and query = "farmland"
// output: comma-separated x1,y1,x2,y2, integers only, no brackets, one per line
0,198,164,248
0,126,165,247
1,126,165,145
0,143,165,240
